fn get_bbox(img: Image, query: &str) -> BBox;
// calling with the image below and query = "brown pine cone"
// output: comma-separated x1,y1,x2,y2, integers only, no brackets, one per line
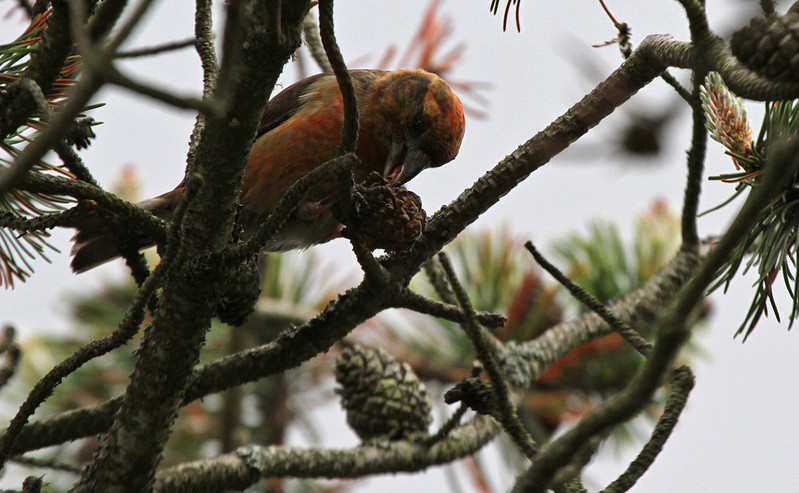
335,343,432,441
334,172,426,252
731,12,799,82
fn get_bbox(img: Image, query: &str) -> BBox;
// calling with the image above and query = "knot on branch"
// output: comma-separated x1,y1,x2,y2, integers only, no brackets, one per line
444,377,500,416
731,10,799,83
215,255,261,326
335,343,432,441
184,251,261,326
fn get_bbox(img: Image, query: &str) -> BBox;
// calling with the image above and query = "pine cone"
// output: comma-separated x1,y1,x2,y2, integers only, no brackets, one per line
731,11,799,82
335,172,426,252
335,343,432,441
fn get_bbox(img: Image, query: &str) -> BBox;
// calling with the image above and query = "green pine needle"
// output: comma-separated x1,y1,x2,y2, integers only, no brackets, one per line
0,10,95,288
703,72,799,338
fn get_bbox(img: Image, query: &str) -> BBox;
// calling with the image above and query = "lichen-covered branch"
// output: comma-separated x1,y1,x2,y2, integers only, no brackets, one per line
69,2,311,491
385,34,695,282
153,416,499,492
512,135,799,492
499,247,700,390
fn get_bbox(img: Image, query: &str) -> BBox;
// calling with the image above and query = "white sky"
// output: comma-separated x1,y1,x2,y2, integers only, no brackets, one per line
2,1,798,491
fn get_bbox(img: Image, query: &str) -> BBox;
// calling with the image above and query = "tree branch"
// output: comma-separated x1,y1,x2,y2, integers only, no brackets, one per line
512,135,799,492
600,366,694,493
395,289,506,328
437,252,537,458
7,241,699,457
0,2,72,141
153,416,499,492
525,241,652,357
384,34,696,282
70,1,310,491
498,247,700,390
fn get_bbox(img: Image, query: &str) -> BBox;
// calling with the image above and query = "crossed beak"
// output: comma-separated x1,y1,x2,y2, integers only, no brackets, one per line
383,139,432,185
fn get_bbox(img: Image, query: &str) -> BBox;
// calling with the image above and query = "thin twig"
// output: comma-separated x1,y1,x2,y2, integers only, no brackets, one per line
513,135,799,493
318,0,357,154
185,0,217,180
0,326,20,391
194,0,218,96
99,63,221,115
396,289,507,328
597,0,691,103
303,10,332,72
0,203,90,233
86,0,129,43
422,259,458,305
680,70,709,248
0,249,167,466
350,240,388,284
18,172,169,246
104,0,158,54
120,246,150,288
422,404,468,447
73,0,220,117
524,241,652,357
437,252,538,459
235,153,356,260
53,141,99,187
115,37,198,58
318,0,359,231
600,366,694,493
659,71,692,103
10,455,82,474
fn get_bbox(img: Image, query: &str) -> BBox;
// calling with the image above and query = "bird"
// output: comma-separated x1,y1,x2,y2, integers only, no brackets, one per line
69,69,466,272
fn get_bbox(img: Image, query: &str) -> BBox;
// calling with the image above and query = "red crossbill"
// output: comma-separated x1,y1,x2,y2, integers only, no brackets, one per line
70,69,465,272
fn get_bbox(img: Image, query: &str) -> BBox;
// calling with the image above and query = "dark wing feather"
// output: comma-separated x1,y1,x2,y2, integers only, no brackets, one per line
257,70,388,137
257,73,329,137
169,75,331,192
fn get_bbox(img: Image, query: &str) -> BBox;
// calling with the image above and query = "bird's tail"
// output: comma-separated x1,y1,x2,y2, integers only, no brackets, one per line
67,212,153,273
68,193,178,273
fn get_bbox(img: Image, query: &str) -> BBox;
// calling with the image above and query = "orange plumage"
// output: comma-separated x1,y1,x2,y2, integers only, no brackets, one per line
70,69,465,272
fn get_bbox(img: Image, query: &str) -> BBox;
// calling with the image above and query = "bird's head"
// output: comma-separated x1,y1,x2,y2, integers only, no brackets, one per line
365,69,465,185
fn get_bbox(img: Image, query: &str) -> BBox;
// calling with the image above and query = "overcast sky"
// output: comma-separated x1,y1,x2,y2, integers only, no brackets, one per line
2,1,798,491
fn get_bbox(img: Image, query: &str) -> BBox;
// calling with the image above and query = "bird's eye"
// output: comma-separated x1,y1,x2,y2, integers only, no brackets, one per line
410,117,424,136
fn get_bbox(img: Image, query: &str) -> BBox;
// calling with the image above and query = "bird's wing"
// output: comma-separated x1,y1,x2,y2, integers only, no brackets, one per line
257,73,330,137
257,70,389,137
168,73,331,192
